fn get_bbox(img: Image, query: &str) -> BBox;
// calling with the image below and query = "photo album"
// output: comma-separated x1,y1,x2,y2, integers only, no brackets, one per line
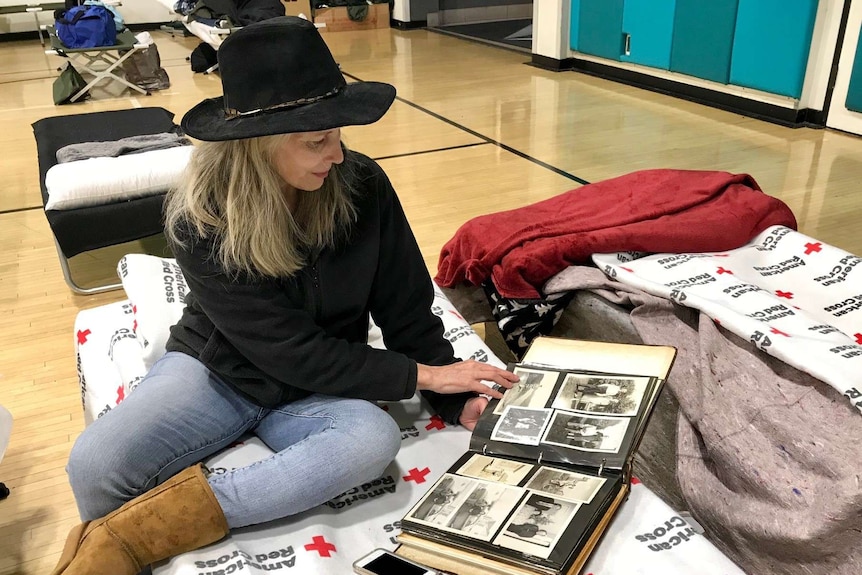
398,337,677,575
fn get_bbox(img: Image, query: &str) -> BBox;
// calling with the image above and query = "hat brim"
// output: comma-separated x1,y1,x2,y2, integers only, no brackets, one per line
181,82,396,141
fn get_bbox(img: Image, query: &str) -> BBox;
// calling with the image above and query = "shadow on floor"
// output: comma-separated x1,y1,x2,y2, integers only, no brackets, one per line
430,18,532,53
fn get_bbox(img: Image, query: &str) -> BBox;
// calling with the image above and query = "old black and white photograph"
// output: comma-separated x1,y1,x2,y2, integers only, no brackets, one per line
407,475,523,541
525,467,605,503
442,481,524,541
407,474,474,526
550,373,649,417
491,406,552,446
457,454,533,486
493,367,560,415
541,412,630,453
493,492,580,559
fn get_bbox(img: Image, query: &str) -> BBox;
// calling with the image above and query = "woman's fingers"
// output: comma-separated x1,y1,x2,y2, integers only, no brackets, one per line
459,396,489,430
416,360,519,396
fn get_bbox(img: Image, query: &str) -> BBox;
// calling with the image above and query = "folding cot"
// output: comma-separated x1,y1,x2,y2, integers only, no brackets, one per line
43,24,148,102
0,2,64,46
32,107,180,294
156,0,301,74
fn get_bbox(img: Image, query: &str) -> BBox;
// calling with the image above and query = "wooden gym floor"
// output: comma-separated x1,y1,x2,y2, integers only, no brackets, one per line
1,25,861,574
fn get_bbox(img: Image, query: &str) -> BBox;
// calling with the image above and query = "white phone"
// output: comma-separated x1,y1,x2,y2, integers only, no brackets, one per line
352,548,440,575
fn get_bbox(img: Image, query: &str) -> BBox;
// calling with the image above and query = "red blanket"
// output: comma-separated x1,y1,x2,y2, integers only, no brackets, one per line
435,169,797,300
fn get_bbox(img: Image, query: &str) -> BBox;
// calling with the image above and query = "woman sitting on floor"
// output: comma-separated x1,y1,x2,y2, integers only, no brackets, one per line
51,16,518,575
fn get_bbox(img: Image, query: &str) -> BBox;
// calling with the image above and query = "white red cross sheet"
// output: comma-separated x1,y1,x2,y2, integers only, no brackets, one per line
72,255,742,574
153,407,742,575
592,225,862,415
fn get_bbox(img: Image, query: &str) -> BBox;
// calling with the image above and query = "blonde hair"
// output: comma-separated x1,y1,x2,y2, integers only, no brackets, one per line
164,135,357,278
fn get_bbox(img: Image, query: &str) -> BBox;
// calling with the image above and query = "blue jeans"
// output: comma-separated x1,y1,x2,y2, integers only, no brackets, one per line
67,352,402,528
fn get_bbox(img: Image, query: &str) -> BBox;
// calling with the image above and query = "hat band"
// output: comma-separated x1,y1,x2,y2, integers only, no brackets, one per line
224,86,342,120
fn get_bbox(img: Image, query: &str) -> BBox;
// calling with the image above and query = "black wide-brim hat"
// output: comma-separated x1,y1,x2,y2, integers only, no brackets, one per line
182,16,396,141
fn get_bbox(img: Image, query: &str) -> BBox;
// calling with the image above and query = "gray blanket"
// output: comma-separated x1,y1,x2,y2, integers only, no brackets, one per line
542,266,862,575
56,132,191,164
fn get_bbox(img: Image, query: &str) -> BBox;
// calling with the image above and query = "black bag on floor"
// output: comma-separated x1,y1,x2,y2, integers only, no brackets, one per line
190,42,218,73
53,62,90,105
122,44,171,91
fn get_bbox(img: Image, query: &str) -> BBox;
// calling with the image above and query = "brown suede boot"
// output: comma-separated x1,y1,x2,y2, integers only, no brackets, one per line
51,464,229,575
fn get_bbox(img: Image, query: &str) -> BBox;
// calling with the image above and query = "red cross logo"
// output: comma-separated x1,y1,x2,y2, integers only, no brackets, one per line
403,467,431,484
304,535,336,558
425,414,446,431
770,327,790,337
448,309,464,321
804,242,822,255
116,385,125,404
631,476,641,485
775,290,794,299
76,329,91,345
717,267,733,275
132,319,138,332
855,333,862,344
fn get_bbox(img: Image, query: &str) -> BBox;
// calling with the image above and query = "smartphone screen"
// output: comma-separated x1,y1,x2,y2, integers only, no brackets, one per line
363,553,429,575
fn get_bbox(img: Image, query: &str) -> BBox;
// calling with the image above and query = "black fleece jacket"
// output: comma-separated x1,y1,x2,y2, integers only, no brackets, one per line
164,151,472,424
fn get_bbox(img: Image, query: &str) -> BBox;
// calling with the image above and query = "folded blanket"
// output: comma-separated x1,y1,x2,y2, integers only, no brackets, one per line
544,265,862,575
435,170,797,300
56,132,191,164
45,146,193,210
592,226,862,414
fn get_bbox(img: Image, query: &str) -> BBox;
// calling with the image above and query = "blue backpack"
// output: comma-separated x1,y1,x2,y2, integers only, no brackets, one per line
54,5,117,48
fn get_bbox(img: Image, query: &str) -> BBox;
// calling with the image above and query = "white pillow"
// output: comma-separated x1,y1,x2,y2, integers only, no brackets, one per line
117,254,189,370
45,146,193,210
74,299,148,425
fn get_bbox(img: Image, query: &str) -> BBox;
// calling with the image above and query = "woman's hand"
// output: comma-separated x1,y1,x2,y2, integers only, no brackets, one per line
459,396,490,430
416,360,519,399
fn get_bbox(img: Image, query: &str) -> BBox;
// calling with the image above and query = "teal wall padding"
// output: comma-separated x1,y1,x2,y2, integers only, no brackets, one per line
670,0,738,84
570,0,580,51
577,0,625,61
845,23,862,113
729,0,818,98
620,0,676,70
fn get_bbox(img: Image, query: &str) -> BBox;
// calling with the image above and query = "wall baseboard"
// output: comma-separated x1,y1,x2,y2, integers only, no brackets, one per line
391,19,427,30
528,54,573,72
530,54,827,129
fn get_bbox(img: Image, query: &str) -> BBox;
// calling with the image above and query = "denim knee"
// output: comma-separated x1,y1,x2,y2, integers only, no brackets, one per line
350,401,402,473
67,426,139,520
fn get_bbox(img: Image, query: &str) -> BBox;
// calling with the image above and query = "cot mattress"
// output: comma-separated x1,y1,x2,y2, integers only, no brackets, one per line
32,108,178,258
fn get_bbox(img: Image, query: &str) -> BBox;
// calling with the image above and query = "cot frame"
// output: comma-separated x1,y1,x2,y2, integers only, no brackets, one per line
0,2,64,46
44,25,149,102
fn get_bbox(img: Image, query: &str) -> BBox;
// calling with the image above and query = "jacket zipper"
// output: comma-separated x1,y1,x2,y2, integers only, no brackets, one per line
310,262,321,320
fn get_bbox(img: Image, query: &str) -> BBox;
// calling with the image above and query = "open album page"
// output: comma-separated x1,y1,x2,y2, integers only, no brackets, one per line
401,452,622,572
469,365,660,470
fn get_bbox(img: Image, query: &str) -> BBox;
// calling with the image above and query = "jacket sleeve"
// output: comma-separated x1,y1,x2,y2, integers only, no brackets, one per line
172,228,417,403
362,159,474,425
